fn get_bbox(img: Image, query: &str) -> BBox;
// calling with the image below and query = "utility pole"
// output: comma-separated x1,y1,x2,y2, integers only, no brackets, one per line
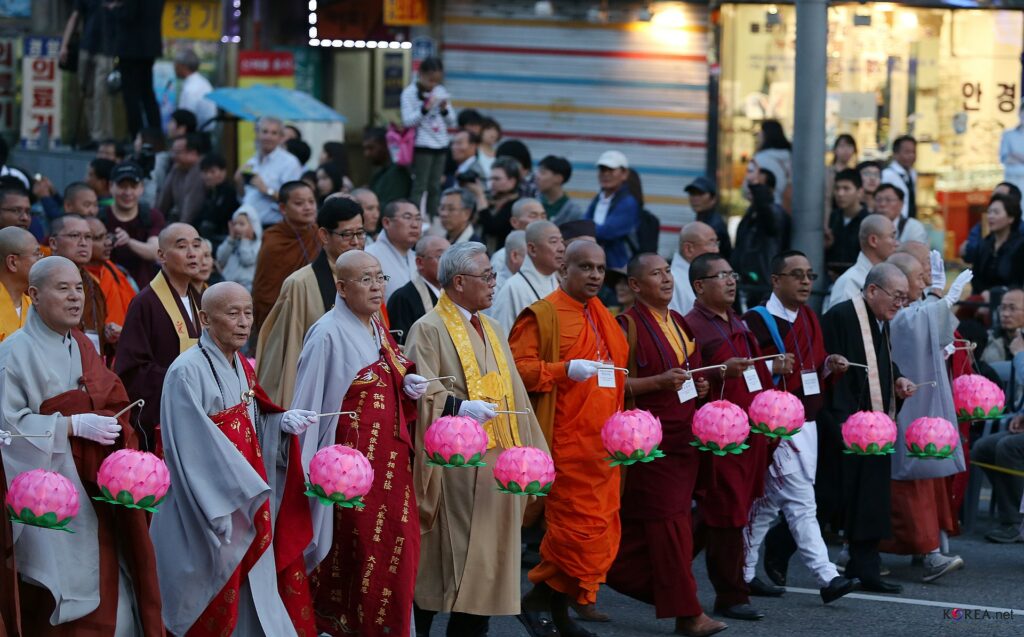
791,0,828,310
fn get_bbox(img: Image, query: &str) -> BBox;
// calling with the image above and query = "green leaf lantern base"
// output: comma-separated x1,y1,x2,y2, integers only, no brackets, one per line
304,482,366,510
690,438,750,456
604,446,666,467
750,421,802,440
907,443,956,460
494,478,553,497
92,486,165,513
6,504,75,533
956,406,1004,423
842,441,896,456
425,451,487,468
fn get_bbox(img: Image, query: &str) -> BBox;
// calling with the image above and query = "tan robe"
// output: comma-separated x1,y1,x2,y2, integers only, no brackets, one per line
405,308,549,616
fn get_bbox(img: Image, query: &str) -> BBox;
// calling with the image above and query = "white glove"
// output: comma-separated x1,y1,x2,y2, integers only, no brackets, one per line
0,429,10,446
945,269,973,308
403,373,429,400
457,400,497,424
71,413,121,446
211,515,232,545
567,359,602,382
929,250,946,291
281,409,317,435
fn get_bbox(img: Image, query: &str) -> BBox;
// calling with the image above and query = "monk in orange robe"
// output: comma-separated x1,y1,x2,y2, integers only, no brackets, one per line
84,216,136,328
251,181,321,337
510,240,628,637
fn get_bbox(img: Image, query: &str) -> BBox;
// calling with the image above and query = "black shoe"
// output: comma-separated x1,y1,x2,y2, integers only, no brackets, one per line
858,578,903,594
763,555,788,587
820,576,854,604
718,604,765,621
517,611,559,636
748,577,785,597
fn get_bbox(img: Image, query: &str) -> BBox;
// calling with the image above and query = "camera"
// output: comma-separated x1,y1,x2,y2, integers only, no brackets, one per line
457,170,479,185
129,143,156,179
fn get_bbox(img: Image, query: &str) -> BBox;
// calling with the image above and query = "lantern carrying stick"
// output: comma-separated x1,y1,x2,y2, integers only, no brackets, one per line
113,399,145,420
390,329,404,338
846,362,870,369
747,354,787,363
6,430,53,439
318,411,359,419
599,365,630,375
685,364,728,375
494,408,532,415
908,380,937,390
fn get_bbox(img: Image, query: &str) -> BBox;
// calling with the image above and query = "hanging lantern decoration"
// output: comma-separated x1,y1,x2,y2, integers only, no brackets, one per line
423,416,489,468
691,400,750,456
748,390,806,439
94,449,170,512
842,411,897,456
5,469,80,532
905,417,960,460
493,446,555,496
601,409,666,466
305,445,374,509
952,374,1005,422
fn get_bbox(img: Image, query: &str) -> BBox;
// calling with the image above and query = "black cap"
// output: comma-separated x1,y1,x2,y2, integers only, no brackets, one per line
684,176,716,196
110,162,144,184
559,219,597,241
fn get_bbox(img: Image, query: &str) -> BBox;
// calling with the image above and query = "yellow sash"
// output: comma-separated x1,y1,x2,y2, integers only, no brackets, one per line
435,292,522,450
852,294,894,417
151,270,198,354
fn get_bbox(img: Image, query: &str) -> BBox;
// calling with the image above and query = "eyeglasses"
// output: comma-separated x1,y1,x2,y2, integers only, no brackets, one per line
346,274,390,287
57,232,90,244
90,233,114,243
330,229,366,241
0,206,31,217
696,271,740,282
778,270,819,281
876,286,910,307
461,271,498,283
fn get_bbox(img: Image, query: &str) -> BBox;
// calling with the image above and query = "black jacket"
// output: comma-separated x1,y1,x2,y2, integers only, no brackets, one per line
974,232,1024,294
114,0,165,59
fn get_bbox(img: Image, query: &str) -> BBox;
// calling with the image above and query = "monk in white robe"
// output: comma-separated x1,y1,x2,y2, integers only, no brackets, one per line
488,220,563,333
404,242,549,637
152,282,319,636
0,257,162,635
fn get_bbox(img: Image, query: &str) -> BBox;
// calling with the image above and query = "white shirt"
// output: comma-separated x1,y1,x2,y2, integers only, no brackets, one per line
898,216,928,245
366,229,416,302
178,71,217,128
593,191,614,226
492,248,512,291
241,146,303,225
423,278,441,299
488,256,559,333
1001,127,1024,191
669,253,695,316
180,295,194,322
881,162,917,219
824,252,873,312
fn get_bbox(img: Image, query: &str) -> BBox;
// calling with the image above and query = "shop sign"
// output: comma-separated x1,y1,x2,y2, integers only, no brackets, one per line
20,37,61,148
411,36,435,62
384,0,428,26
236,51,295,167
0,38,16,134
163,0,222,42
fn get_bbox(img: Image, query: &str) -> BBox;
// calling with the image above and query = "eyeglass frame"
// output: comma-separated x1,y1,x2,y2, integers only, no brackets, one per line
874,285,910,306
695,271,740,282
344,274,391,287
459,271,498,283
329,228,367,241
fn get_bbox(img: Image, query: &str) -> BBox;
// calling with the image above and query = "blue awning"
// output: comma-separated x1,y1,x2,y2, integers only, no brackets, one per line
205,86,346,123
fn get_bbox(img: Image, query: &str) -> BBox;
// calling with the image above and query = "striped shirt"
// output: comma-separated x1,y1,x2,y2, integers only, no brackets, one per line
400,82,457,149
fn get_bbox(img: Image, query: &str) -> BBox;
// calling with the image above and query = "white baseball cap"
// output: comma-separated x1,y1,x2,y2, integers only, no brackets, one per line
596,150,629,170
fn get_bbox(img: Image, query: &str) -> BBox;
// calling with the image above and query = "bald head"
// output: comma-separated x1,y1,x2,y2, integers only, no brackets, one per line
858,214,898,262
335,249,380,280
199,282,254,356
335,250,384,320
679,221,718,262
896,241,930,273
863,262,909,321
561,240,606,303
200,281,251,314
0,226,37,260
415,234,449,255
526,220,557,245
28,256,84,333
158,222,200,250
888,252,926,301
565,238,604,266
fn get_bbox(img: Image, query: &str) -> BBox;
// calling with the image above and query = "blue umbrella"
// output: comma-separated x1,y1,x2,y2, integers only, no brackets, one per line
205,85,346,123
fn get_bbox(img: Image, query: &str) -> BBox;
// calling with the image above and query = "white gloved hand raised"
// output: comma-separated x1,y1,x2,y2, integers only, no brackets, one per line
930,250,947,291
281,409,317,435
457,400,498,424
945,269,973,308
211,514,232,545
71,413,121,446
567,359,603,382
0,429,11,446
403,373,429,400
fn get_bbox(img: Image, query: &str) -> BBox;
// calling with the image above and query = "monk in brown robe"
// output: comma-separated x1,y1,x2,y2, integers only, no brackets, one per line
251,180,321,338
510,240,628,637
49,215,114,358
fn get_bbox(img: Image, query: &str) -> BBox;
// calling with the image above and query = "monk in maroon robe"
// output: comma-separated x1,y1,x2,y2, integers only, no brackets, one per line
683,253,774,622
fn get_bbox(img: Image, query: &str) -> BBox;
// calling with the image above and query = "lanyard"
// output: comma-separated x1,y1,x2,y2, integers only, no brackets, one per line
584,303,608,361
781,308,815,372
709,313,753,359
288,221,314,265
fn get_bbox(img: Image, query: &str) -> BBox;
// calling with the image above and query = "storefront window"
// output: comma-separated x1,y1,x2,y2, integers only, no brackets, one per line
717,3,1022,254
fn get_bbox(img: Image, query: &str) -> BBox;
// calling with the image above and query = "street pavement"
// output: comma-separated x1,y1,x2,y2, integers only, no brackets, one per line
433,515,1024,637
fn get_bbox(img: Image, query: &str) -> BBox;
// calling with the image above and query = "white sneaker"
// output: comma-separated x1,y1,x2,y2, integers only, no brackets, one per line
922,553,964,583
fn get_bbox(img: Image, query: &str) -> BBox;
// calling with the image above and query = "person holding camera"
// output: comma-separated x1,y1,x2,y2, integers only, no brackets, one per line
400,57,457,218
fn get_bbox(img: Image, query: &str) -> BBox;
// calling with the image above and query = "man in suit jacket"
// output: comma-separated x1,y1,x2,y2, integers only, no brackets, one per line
387,234,449,345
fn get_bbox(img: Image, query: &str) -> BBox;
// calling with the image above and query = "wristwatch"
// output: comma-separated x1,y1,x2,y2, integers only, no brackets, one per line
266,188,277,200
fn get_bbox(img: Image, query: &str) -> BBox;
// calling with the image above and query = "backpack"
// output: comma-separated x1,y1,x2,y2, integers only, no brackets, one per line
634,208,661,254
386,124,416,168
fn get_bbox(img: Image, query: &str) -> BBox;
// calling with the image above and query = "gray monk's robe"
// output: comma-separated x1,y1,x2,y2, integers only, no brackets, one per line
404,305,549,616
151,331,297,637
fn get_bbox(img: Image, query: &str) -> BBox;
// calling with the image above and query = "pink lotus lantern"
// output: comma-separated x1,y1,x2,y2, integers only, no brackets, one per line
953,374,1005,422
691,400,750,456
493,446,555,496
905,417,960,460
601,409,666,466
424,416,489,468
748,390,806,439
305,445,374,509
842,411,897,456
93,449,170,512
5,469,80,532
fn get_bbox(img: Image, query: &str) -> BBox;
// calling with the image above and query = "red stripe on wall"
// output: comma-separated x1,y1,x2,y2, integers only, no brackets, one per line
444,42,706,63
503,129,706,149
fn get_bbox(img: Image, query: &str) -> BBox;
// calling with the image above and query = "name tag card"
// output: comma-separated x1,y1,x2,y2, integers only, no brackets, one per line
801,371,821,396
678,378,698,403
597,366,616,388
743,366,762,393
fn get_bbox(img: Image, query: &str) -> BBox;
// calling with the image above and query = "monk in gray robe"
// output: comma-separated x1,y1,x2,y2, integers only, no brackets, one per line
293,250,428,637
152,282,319,636
0,256,162,635
404,241,549,637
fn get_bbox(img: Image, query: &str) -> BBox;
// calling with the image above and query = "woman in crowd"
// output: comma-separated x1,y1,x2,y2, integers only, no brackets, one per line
974,193,1024,295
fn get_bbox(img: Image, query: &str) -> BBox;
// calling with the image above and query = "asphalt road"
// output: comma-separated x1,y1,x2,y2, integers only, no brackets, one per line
431,515,1024,637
